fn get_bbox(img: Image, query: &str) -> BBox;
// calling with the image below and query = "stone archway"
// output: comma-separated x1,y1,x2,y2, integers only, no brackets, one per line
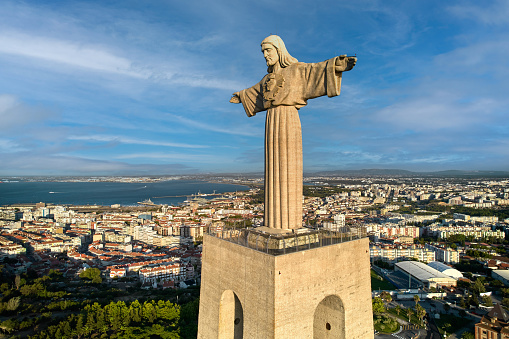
313,295,345,339
218,290,243,338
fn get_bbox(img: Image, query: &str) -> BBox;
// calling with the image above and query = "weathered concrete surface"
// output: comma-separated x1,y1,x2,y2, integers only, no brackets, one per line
197,235,374,338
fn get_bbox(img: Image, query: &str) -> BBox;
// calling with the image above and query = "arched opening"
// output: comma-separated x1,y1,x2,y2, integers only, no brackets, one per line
218,290,243,338
313,295,345,338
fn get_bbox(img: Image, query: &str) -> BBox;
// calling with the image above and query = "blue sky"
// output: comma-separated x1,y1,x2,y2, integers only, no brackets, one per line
1,0,508,176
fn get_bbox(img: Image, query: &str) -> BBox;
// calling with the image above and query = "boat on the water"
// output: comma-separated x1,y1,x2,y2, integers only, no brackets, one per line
137,198,158,206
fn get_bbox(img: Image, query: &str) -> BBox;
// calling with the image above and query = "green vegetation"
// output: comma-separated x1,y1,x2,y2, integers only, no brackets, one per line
27,298,199,339
373,314,399,333
79,267,103,284
370,270,396,291
373,260,392,270
435,313,472,336
373,296,426,333
303,185,350,198
249,190,264,204
466,249,493,259
391,198,509,222
386,306,421,325
372,297,385,315
0,264,200,338
454,260,489,275
414,304,426,325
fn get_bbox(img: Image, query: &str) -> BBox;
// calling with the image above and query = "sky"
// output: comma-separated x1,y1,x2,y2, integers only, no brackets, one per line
0,0,508,176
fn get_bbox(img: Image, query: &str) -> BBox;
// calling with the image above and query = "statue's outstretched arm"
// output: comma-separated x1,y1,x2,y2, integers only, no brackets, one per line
230,92,241,104
335,55,357,72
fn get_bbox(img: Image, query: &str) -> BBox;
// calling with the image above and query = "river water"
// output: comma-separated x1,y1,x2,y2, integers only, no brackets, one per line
0,180,249,206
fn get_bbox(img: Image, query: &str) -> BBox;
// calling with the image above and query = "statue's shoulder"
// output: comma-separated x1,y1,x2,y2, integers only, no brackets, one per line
281,62,306,73
289,62,307,68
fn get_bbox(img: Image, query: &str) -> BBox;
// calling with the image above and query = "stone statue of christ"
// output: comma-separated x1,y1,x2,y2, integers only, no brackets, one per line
230,35,356,230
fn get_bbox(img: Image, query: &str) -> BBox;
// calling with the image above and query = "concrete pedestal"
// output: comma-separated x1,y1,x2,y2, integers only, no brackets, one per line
197,234,374,338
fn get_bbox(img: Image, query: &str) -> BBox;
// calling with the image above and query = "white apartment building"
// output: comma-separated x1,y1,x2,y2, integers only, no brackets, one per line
138,262,193,283
427,226,505,240
370,244,436,264
322,214,346,231
131,225,157,245
367,224,421,239
424,244,460,264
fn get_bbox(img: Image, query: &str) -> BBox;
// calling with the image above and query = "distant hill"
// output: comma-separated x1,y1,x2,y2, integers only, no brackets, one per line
306,169,509,178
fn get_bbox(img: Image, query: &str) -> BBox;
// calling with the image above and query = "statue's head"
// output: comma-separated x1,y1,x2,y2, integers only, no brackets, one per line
261,35,298,72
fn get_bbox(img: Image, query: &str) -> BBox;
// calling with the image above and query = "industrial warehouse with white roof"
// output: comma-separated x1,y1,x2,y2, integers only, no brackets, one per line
427,261,463,280
395,261,458,288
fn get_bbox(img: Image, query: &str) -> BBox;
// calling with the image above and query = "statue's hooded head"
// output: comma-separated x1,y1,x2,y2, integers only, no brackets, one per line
261,35,298,73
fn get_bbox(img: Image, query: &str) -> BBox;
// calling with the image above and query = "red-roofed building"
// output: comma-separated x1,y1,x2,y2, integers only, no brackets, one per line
475,303,509,339
110,267,127,278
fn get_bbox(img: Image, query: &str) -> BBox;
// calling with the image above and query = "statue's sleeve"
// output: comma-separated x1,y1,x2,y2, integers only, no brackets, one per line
239,77,266,117
302,57,342,100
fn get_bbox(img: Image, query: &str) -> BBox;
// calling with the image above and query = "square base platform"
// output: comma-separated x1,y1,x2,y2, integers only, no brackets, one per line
197,234,374,339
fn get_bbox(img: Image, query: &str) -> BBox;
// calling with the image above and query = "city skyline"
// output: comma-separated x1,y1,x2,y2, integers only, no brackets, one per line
1,0,508,176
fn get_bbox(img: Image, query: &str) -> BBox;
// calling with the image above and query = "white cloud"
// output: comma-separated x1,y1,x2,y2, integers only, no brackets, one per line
162,113,260,137
434,36,509,68
68,135,208,149
0,153,196,176
0,94,55,132
0,32,149,78
115,152,228,163
448,1,509,25
0,30,242,91
0,138,26,152
373,95,498,132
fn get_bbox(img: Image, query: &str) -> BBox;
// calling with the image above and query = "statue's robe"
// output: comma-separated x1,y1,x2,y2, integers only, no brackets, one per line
239,57,343,230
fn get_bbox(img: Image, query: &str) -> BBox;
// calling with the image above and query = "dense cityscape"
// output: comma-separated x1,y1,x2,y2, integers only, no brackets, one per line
1,175,509,338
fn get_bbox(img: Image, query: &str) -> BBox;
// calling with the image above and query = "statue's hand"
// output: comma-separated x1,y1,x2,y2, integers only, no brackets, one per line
230,92,241,104
335,55,357,72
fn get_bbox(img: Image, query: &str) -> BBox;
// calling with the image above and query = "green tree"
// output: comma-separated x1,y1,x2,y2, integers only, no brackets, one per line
380,291,392,304
413,294,420,306
395,305,402,317
120,302,131,327
105,302,121,330
6,296,20,311
143,301,157,323
415,304,426,325
372,297,385,315
407,308,414,322
0,282,9,292
130,299,142,323
491,279,503,287
75,314,84,338
20,282,45,296
15,275,21,290
469,294,480,307
96,308,106,333
63,321,72,338
461,331,475,339
472,279,486,294
483,295,493,307
79,268,102,284
460,296,467,308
